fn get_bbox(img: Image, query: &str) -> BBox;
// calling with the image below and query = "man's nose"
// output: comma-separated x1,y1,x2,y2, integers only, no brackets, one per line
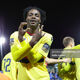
31,15,36,19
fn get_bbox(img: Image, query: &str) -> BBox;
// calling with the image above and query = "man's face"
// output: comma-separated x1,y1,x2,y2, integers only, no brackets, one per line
26,9,41,29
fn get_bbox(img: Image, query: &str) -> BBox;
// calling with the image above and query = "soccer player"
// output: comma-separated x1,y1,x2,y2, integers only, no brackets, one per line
10,6,53,80
58,37,76,80
58,37,80,80
2,52,17,80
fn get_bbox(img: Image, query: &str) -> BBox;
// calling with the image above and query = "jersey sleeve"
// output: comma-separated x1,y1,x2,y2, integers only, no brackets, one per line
10,31,32,61
72,44,80,49
27,33,53,64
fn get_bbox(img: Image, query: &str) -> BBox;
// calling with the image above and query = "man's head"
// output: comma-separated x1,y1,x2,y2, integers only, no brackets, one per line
23,6,46,29
63,37,75,48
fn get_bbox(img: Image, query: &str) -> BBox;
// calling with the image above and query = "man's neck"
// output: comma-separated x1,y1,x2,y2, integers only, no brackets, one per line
27,26,37,34
27,28,34,34
66,45,72,48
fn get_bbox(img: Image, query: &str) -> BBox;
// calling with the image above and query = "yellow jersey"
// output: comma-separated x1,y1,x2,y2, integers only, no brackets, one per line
2,52,17,80
10,31,53,80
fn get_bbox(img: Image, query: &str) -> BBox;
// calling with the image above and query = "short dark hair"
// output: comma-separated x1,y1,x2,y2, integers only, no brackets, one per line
63,37,74,47
23,6,46,25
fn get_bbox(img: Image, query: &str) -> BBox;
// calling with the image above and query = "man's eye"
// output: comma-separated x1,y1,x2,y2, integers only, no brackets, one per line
35,14,39,17
36,15,39,17
28,14,32,16
36,14,39,17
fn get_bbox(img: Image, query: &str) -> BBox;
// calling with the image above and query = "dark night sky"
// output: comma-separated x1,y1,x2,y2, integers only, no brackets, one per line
0,0,80,69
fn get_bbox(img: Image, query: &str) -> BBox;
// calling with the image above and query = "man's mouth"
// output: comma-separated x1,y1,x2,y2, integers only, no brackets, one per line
30,20,37,24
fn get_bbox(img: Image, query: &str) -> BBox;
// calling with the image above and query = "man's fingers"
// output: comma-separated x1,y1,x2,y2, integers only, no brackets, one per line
41,25,44,31
43,33,45,36
19,22,27,30
24,28,30,33
20,22,27,27
40,25,44,33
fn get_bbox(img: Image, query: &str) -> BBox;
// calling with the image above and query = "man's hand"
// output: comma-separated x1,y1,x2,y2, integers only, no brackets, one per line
18,22,29,42
63,58,72,63
29,24,45,47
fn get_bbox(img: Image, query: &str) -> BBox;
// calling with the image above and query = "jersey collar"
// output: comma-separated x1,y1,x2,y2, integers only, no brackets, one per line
27,32,33,36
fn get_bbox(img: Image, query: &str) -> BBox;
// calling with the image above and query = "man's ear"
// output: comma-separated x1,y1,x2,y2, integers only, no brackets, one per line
70,43,73,47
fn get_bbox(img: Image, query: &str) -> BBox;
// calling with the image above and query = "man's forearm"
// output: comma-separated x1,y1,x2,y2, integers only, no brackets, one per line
45,58,64,64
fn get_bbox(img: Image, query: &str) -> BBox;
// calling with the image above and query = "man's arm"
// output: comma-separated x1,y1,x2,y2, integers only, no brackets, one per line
26,33,53,64
11,22,51,62
45,57,71,64
10,31,32,61
10,23,44,61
